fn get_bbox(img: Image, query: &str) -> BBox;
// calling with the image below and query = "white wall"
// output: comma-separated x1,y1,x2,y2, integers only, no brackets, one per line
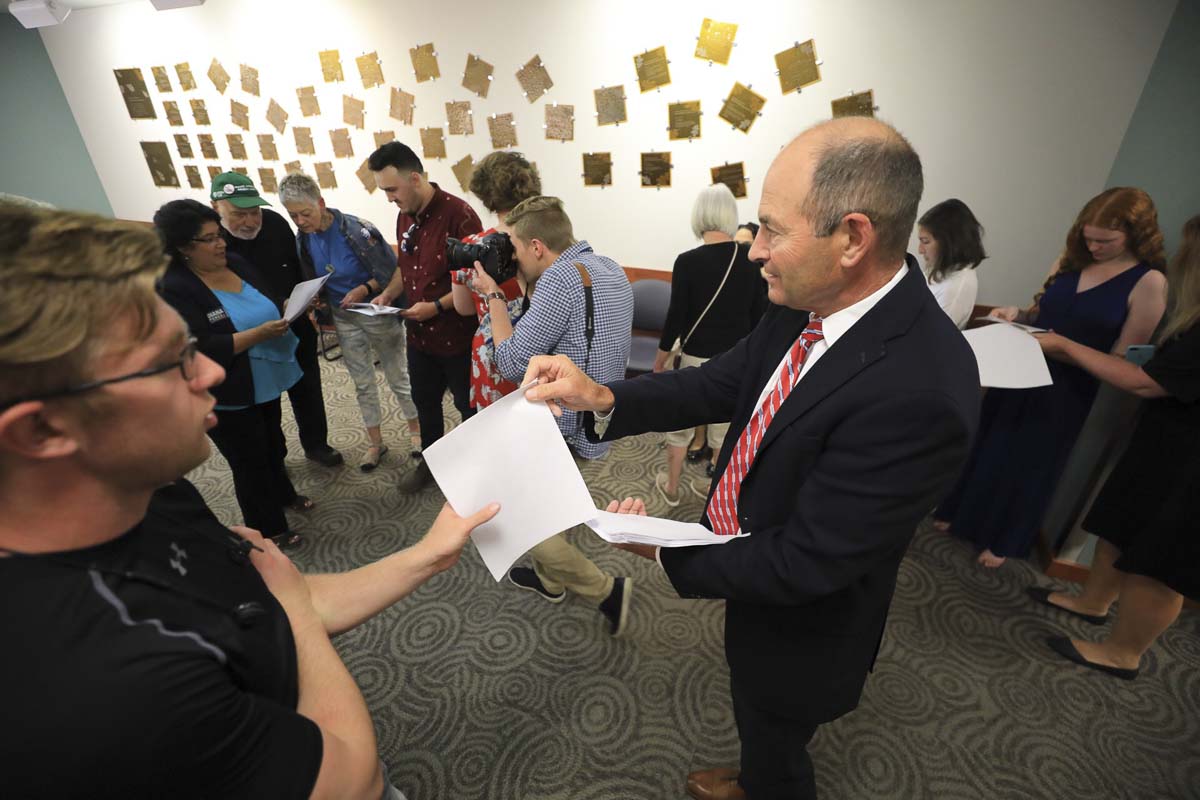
39,0,1175,305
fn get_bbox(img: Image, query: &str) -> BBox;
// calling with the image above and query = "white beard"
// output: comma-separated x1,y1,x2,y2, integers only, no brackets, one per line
222,221,261,241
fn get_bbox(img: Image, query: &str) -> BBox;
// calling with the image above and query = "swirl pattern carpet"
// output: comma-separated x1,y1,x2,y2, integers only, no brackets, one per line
186,359,1200,799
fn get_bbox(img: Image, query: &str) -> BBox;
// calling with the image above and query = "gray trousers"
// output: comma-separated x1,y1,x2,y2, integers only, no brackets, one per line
331,307,419,428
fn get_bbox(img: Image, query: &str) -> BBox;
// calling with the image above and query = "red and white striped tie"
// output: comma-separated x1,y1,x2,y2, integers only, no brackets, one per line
705,315,824,535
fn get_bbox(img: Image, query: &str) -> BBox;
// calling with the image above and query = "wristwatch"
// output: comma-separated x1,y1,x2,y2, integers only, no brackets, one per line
485,291,507,304
433,297,445,314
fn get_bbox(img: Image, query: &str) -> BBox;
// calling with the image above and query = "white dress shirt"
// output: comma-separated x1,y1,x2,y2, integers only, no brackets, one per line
925,266,978,330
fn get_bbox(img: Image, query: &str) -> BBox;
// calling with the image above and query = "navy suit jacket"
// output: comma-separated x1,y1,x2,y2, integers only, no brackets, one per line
593,261,980,722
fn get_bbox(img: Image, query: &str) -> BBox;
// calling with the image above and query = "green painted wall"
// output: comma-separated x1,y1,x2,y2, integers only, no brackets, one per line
1107,0,1200,254
0,14,111,214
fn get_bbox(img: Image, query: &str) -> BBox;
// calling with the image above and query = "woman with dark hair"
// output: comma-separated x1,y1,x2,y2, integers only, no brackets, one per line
155,199,311,549
733,222,759,245
935,187,1167,567
1028,215,1200,679
917,198,987,328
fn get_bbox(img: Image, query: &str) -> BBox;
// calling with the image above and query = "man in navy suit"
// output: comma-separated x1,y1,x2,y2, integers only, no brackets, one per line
524,117,980,799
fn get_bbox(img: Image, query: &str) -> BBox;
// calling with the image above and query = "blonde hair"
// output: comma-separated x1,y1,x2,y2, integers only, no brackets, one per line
505,196,576,253
1159,215,1200,343
0,206,165,407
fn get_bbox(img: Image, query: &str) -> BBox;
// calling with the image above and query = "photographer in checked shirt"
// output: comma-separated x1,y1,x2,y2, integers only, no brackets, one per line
467,196,637,635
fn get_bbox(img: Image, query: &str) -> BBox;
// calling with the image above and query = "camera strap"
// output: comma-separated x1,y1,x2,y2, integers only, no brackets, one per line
573,263,596,374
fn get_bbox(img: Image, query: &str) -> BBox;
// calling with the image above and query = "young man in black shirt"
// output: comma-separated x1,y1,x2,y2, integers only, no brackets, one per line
211,171,343,467
0,206,499,799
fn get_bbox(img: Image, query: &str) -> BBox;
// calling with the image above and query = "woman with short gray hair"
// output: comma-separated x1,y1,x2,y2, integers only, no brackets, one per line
652,183,768,507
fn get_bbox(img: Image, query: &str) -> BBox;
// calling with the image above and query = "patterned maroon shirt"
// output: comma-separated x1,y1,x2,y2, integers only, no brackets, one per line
394,183,483,355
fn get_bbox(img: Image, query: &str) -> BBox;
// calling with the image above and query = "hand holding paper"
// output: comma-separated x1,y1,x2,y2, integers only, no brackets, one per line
283,274,331,322
522,354,615,418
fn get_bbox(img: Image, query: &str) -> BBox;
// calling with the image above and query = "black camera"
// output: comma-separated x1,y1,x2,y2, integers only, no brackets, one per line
446,232,517,285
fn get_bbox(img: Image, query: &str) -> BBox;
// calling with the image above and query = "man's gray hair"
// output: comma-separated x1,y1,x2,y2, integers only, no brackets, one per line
691,183,739,239
278,172,322,206
801,131,923,259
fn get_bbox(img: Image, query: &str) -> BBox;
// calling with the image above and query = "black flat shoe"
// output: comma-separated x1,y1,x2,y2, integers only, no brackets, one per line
1027,586,1109,625
304,446,344,467
686,444,712,462
361,444,388,472
272,531,304,550
1046,636,1138,680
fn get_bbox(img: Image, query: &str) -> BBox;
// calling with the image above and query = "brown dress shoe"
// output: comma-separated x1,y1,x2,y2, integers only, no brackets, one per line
687,767,745,800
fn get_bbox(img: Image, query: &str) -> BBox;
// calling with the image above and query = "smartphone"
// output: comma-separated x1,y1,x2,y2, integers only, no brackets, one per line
1125,345,1155,366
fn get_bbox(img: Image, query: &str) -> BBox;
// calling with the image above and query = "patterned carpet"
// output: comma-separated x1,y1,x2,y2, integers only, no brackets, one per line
186,357,1200,800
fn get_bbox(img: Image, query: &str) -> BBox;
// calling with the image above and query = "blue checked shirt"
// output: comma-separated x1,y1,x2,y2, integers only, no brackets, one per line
496,241,634,459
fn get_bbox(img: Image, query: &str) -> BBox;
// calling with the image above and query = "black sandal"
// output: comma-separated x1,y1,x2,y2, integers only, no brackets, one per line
273,531,304,549
289,495,316,512
686,444,712,462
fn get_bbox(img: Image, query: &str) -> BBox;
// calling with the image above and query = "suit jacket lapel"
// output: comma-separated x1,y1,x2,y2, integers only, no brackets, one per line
754,259,924,456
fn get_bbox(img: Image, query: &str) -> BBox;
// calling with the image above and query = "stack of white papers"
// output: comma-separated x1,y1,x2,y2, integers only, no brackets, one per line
586,511,749,547
345,303,404,316
972,315,1047,333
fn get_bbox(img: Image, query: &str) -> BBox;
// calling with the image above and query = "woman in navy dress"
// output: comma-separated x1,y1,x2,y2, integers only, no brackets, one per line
935,188,1167,567
1028,214,1200,680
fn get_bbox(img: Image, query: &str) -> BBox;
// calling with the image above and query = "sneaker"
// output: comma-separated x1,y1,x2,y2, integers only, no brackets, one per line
305,445,344,467
655,472,681,508
598,577,632,637
396,461,433,493
507,567,566,603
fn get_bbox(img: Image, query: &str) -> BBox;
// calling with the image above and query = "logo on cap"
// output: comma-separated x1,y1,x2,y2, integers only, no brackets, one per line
223,184,236,195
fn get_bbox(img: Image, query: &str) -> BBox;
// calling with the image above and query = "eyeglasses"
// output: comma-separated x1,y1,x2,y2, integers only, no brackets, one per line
0,337,200,411
192,234,224,244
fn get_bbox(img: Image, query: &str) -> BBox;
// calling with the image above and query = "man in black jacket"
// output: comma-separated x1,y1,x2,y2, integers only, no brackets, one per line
211,172,342,467
524,118,981,799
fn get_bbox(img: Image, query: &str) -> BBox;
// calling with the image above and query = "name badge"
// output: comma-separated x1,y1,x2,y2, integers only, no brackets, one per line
206,308,229,324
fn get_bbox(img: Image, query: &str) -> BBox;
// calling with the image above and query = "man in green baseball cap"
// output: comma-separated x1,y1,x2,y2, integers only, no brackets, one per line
210,171,271,209
209,171,343,467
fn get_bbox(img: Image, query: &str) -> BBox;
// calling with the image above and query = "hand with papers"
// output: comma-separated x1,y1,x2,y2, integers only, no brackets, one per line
423,383,745,581
417,501,502,574
522,354,616,418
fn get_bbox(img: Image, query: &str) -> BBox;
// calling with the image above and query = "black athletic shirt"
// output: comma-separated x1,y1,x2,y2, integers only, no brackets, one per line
0,480,322,799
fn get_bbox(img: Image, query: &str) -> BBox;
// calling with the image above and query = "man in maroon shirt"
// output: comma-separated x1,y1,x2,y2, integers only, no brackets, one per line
369,142,482,492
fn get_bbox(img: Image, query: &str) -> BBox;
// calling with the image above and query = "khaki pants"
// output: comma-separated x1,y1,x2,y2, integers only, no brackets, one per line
530,533,614,605
664,353,730,449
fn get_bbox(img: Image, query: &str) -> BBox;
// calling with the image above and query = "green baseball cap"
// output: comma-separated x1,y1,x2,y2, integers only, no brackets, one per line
210,171,270,208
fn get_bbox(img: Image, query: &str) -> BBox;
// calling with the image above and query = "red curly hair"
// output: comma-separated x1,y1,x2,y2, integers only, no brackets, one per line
1040,187,1166,299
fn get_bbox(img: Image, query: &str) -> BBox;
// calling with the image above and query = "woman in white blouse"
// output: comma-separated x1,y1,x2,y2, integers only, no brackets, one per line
917,199,987,328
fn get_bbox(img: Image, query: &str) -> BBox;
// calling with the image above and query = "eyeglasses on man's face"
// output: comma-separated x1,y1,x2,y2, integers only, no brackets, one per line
0,337,201,411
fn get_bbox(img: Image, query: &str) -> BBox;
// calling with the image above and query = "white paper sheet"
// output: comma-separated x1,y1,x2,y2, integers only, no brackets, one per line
586,511,749,547
972,315,1047,334
962,323,1053,388
282,274,331,322
345,303,404,316
422,384,598,581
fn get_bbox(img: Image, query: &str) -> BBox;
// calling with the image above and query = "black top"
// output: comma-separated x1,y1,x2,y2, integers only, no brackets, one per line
158,253,284,407
659,241,768,358
1144,323,1200,424
0,480,322,799
221,208,305,300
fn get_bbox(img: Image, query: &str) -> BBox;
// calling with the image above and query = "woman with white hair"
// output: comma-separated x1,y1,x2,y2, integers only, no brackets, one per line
652,183,768,507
